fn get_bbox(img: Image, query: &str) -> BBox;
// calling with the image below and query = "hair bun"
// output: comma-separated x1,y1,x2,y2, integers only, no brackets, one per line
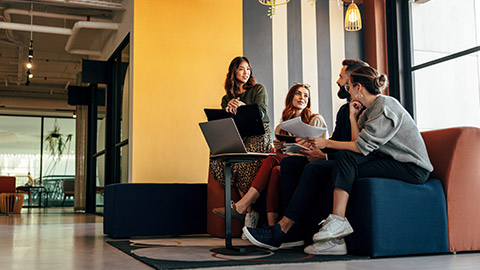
374,74,388,91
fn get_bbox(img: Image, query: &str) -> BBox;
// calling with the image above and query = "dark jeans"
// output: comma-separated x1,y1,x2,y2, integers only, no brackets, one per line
282,159,335,221
281,156,335,243
280,156,309,212
333,150,430,194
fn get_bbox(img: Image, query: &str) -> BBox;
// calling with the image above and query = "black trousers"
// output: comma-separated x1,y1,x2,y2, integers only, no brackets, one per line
332,150,430,194
282,158,335,222
280,156,309,212
281,150,430,222
281,156,335,243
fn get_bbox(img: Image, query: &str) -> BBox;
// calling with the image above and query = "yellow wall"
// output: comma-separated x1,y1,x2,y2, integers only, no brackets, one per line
133,1,242,183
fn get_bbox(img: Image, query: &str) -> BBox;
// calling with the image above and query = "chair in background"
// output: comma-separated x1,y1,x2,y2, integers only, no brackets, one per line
61,179,75,207
0,176,24,214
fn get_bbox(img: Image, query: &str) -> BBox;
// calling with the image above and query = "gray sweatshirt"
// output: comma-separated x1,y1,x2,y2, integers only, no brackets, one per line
356,95,433,172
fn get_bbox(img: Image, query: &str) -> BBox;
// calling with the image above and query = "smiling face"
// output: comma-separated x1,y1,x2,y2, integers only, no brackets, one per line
292,87,310,111
235,61,251,84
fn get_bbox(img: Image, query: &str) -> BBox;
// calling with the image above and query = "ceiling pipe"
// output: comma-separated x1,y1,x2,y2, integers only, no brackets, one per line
0,21,119,56
5,0,124,11
4,8,112,23
0,21,72,35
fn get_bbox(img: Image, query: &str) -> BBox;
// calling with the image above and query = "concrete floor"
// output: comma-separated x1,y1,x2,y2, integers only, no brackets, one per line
1,208,480,270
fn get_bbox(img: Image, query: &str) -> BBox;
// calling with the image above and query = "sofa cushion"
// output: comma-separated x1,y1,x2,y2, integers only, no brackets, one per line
346,177,449,257
0,176,16,193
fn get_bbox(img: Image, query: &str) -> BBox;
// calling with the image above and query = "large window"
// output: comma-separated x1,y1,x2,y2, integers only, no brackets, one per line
0,115,75,206
410,0,480,130
0,116,42,183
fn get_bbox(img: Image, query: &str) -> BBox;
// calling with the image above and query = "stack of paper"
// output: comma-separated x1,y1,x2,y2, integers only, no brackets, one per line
279,117,327,139
282,143,310,154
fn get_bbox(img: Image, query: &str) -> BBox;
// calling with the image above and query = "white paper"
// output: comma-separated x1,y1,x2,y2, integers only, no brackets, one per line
279,117,327,139
282,143,310,154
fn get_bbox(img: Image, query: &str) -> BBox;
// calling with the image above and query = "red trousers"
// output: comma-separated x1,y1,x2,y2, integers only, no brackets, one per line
250,152,288,214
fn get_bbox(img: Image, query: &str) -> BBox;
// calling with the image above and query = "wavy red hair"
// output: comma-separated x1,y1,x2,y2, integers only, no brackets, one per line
279,83,315,135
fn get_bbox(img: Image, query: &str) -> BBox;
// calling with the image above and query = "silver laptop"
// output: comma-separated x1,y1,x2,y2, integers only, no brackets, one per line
199,118,272,158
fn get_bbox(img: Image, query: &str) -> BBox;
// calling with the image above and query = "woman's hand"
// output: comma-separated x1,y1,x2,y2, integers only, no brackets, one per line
273,139,284,152
295,137,310,148
225,98,246,114
349,101,363,120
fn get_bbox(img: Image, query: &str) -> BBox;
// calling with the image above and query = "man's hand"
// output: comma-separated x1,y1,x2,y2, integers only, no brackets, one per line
295,137,326,161
298,148,326,161
306,137,328,149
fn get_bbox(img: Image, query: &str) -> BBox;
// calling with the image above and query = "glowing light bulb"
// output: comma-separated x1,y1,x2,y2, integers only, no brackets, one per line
26,63,32,69
28,74,33,79
349,12,357,22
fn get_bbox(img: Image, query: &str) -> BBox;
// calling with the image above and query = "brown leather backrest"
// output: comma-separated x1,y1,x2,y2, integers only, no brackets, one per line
0,176,16,193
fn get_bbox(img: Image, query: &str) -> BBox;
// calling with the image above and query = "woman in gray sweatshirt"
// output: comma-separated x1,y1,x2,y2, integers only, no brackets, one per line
303,66,433,250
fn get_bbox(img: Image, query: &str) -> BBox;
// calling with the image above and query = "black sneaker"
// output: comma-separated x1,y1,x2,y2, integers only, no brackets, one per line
279,226,305,249
242,224,286,250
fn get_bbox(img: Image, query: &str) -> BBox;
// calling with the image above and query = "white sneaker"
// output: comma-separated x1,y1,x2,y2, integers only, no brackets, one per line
312,214,353,242
241,211,259,240
304,238,347,255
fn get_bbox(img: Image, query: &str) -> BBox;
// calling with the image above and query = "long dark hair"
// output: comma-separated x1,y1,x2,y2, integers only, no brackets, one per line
350,66,388,95
280,83,315,135
224,56,257,98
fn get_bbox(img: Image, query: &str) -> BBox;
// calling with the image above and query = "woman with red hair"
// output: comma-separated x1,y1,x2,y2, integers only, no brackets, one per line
213,82,328,237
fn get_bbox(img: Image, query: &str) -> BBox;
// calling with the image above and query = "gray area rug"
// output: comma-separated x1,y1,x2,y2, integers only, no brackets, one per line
107,237,368,269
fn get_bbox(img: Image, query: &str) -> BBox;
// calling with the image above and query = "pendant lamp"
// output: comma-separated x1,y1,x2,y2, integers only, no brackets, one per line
345,0,362,31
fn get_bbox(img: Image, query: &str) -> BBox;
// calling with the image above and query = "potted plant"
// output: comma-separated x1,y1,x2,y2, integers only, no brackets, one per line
44,119,73,176
45,119,72,159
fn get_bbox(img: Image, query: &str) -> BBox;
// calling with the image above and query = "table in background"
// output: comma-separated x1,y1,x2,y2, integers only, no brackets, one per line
16,186,46,208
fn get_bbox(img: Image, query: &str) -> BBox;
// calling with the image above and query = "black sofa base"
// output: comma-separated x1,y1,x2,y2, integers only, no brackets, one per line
104,183,207,238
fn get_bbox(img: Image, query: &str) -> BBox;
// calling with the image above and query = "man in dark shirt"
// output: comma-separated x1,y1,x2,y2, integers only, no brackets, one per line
243,59,368,251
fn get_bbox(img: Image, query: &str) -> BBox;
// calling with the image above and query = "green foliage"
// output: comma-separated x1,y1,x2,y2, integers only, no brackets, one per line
45,119,73,158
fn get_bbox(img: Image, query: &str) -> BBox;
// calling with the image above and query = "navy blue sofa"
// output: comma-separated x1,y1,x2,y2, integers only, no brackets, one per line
104,183,207,238
345,177,449,257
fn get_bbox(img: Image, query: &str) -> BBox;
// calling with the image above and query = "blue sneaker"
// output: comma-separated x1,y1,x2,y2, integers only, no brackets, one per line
242,224,286,250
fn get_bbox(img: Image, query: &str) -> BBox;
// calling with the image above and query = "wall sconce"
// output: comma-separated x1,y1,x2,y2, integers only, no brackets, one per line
345,0,362,31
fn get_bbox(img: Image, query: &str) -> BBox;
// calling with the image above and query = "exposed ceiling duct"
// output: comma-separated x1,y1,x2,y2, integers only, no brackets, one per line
0,20,119,56
1,0,124,11
0,8,119,55
65,21,119,56
0,1,124,105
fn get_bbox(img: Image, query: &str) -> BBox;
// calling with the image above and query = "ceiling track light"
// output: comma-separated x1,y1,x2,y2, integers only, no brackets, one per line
26,2,34,87
28,40,34,59
26,69,33,86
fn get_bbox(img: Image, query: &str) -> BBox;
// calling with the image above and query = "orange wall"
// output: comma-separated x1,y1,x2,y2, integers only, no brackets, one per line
132,1,242,183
